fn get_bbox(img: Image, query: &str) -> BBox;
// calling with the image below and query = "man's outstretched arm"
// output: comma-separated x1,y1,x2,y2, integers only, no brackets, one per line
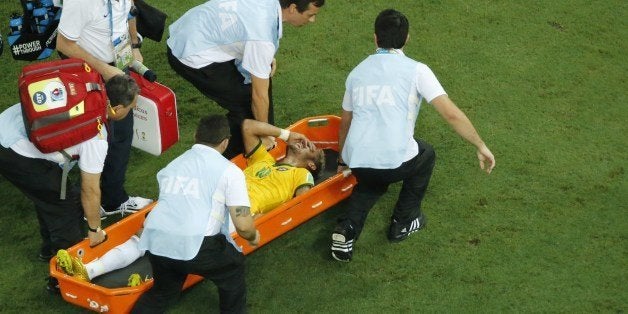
430,95,496,174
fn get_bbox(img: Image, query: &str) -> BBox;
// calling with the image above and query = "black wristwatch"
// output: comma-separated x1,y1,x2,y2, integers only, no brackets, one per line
131,42,142,49
88,225,102,233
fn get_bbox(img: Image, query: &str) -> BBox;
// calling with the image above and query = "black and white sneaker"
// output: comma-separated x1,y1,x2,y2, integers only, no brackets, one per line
38,245,53,263
387,213,426,242
331,224,355,262
102,196,153,217
38,252,53,263
46,276,60,295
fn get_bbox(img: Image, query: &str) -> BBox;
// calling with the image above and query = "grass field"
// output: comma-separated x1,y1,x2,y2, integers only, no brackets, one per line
0,0,626,312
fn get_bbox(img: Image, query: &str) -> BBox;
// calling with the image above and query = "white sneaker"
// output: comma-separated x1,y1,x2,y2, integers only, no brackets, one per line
102,196,153,217
84,207,109,221
98,206,109,220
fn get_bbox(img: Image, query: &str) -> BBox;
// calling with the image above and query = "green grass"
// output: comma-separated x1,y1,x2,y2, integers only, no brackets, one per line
0,0,626,312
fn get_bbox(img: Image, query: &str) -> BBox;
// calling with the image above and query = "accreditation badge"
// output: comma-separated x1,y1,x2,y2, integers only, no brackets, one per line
112,33,133,70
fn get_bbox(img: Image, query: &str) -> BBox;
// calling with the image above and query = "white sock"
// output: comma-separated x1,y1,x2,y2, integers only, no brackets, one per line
85,235,145,280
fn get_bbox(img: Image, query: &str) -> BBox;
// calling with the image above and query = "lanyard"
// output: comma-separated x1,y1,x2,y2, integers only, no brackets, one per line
108,0,113,40
108,0,126,44
375,48,402,55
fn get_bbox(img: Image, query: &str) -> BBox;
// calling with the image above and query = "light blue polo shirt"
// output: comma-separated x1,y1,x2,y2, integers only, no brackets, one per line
167,0,281,83
341,49,446,169
139,144,248,260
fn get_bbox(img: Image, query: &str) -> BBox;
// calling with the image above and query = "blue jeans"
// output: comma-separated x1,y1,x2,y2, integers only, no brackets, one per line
338,139,436,239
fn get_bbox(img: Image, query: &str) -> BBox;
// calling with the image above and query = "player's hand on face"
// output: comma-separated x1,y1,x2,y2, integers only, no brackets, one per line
287,131,310,146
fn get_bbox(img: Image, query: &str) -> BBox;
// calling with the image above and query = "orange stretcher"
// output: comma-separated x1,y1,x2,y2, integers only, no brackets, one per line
49,115,356,313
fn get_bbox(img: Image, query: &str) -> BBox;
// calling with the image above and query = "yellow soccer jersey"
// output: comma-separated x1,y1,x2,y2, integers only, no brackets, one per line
244,143,314,214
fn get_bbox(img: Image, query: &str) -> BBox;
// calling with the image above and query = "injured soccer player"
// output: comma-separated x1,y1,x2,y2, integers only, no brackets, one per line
56,118,326,283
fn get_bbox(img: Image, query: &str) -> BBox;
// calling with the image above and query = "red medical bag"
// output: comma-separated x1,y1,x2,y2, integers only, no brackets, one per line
18,58,107,153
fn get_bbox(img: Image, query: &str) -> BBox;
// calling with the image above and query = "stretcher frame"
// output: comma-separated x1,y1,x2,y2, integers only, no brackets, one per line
49,115,356,313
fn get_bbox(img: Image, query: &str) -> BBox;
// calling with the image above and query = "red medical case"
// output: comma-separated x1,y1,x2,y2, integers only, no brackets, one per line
129,72,179,156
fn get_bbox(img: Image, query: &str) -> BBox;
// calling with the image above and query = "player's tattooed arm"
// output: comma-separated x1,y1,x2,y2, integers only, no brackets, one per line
234,206,251,217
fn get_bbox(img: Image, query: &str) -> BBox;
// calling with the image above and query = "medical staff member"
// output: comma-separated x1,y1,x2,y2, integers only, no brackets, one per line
132,115,259,313
57,0,152,217
167,0,325,158
0,75,139,291
331,9,496,262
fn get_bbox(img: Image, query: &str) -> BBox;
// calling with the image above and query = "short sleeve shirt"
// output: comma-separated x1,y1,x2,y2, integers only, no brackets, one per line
204,161,250,236
58,0,132,63
0,104,108,174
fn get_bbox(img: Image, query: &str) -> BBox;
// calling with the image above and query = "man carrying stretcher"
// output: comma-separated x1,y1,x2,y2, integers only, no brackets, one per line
55,117,325,304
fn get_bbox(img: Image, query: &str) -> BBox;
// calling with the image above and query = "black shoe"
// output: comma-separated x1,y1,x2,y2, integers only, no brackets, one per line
38,245,53,263
331,224,355,262
46,277,60,295
388,213,426,242
38,252,53,263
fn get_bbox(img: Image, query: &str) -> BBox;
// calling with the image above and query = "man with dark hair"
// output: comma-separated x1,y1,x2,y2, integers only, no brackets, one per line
196,115,233,145
57,0,153,218
374,8,409,49
331,9,496,262
0,74,139,291
106,75,141,112
132,114,259,313
279,0,324,11
167,0,325,158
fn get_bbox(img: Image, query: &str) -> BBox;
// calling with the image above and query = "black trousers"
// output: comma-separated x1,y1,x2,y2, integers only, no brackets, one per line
132,234,247,314
167,48,274,159
0,146,83,255
339,139,436,239
100,111,134,211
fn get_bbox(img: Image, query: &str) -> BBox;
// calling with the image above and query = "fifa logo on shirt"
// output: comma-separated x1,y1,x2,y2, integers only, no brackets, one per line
351,85,395,107
218,0,238,31
160,176,201,198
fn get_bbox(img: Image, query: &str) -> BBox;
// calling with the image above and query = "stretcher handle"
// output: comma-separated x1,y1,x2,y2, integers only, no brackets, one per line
281,217,293,226
64,292,78,299
341,184,354,192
